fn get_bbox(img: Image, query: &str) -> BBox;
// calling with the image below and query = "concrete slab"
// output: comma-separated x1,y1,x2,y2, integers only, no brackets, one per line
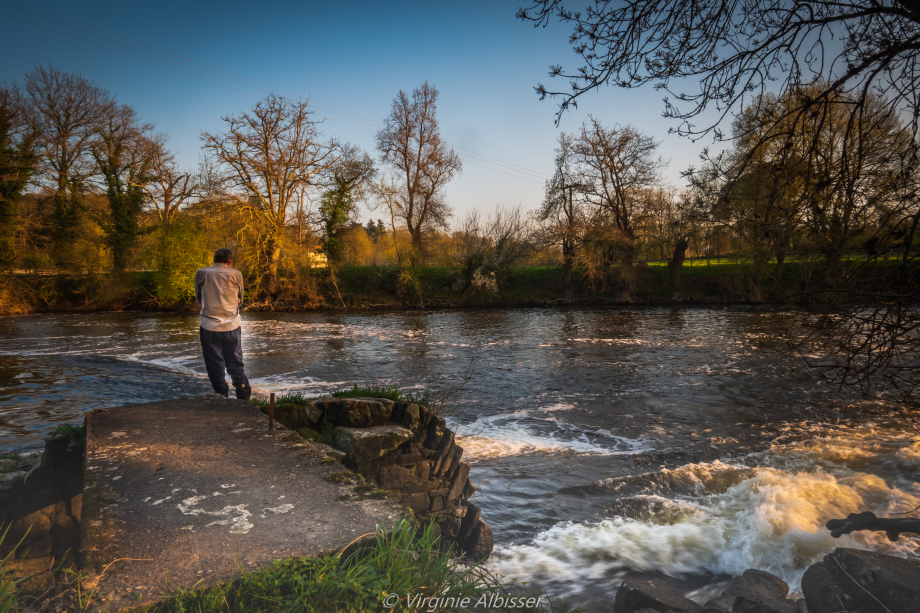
81,395,402,609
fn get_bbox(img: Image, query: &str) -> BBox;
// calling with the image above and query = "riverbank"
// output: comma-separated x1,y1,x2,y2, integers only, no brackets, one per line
0,260,847,315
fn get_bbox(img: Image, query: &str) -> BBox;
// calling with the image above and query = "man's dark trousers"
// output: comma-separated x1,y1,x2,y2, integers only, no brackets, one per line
200,327,251,399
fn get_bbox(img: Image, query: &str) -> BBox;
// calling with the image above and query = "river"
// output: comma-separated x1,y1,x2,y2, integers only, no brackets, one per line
1,307,917,609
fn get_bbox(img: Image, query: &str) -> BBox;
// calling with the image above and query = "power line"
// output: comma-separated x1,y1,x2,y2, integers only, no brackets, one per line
2,3,550,184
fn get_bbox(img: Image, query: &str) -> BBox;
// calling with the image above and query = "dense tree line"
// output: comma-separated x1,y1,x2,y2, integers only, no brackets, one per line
1,60,917,323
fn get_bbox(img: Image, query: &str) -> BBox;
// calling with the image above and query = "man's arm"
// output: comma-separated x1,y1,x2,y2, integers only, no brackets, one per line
237,271,244,305
195,270,204,305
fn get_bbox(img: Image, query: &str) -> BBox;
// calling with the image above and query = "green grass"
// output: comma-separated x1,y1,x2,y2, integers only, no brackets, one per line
248,392,311,411
251,385,432,415
330,383,430,407
0,525,22,613
131,520,578,613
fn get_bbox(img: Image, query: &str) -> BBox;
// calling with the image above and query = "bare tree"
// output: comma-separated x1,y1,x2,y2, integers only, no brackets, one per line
141,136,197,227
518,1,920,137
454,206,535,293
573,118,664,264
375,82,462,254
202,94,338,297
537,132,585,296
19,65,115,255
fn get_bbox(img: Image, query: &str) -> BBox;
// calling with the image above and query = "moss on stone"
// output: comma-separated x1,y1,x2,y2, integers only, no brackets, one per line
297,427,320,441
324,471,355,485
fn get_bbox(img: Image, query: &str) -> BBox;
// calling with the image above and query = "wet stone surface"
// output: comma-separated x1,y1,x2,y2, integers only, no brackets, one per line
81,395,402,609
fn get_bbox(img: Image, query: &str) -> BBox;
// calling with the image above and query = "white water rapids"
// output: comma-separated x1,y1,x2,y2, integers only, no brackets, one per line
485,419,920,603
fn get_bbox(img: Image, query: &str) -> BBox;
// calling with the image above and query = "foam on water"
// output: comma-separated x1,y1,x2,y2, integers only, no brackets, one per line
489,424,920,596
458,410,651,461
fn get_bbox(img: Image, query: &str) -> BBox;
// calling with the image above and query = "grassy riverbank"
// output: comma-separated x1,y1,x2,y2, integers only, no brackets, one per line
3,521,578,613
0,257,887,315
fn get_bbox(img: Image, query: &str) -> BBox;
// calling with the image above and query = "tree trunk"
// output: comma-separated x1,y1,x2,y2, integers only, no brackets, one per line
264,234,282,298
669,236,690,299
562,236,575,298
774,247,786,286
621,229,636,266
750,256,766,302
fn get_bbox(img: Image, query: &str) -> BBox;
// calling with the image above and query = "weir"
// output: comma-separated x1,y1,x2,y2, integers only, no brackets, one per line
78,395,405,608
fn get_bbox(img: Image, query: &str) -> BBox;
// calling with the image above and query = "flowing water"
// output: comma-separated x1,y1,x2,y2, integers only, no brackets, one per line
1,307,918,609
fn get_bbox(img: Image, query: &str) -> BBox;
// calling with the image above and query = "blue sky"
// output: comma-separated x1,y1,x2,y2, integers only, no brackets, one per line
0,0,719,222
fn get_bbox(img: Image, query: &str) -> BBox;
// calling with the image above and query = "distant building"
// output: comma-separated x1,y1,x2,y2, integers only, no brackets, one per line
306,246,327,268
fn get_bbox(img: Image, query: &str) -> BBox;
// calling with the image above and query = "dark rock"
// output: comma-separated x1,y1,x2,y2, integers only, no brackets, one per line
415,461,431,481
802,561,855,613
317,397,394,428
439,514,462,540
390,402,408,423
431,431,455,473
400,404,420,431
437,445,463,478
309,442,345,461
402,492,429,513
825,547,920,613
275,403,304,429
732,597,796,613
379,465,418,490
462,478,477,500
707,570,789,612
332,425,413,464
613,579,705,613
424,417,446,449
447,463,470,501
461,519,493,562
457,501,481,543
396,452,425,466
430,496,445,513
303,402,322,426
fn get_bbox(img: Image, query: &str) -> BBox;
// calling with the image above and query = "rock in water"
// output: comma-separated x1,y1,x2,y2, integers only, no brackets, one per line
705,569,789,612
824,548,920,613
332,425,413,464
732,596,796,613
801,561,855,613
461,519,493,562
613,579,705,613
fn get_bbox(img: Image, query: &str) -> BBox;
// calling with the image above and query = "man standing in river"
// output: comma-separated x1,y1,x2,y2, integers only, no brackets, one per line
195,248,251,400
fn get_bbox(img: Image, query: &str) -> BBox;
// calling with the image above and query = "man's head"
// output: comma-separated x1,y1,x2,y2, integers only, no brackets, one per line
214,248,234,265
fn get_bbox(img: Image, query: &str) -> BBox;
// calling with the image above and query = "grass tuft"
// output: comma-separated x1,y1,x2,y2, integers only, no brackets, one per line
133,520,580,613
330,384,432,408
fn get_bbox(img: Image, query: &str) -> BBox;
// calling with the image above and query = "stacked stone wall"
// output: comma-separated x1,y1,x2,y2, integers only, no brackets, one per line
268,397,493,560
